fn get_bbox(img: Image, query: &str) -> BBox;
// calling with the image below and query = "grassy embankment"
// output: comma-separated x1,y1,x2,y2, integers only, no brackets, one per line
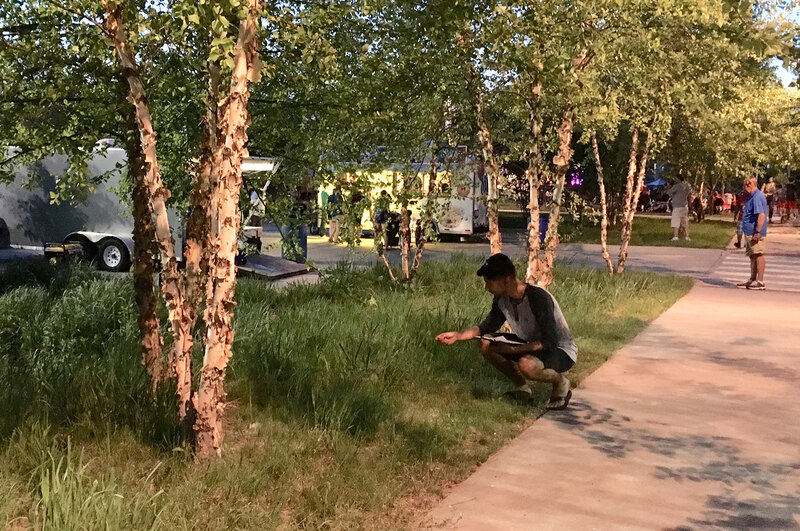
0,258,691,529
499,211,734,249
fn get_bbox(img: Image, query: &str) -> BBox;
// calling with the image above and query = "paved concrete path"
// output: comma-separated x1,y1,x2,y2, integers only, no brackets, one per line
420,284,800,529
421,285,800,527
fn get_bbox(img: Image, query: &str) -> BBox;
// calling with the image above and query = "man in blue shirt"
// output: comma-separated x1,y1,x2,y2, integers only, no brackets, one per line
737,177,768,290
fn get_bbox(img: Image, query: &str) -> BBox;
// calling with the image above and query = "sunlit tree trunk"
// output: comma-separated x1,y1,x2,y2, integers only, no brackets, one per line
399,201,412,280
536,105,575,288
104,2,191,408
457,32,501,255
474,90,502,255
619,127,639,244
698,178,706,220
618,133,651,273
194,0,261,458
537,50,592,288
525,80,543,284
592,135,614,274
410,165,435,280
176,63,222,428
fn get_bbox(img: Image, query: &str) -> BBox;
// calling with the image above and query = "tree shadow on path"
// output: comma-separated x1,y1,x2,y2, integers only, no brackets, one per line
549,399,800,530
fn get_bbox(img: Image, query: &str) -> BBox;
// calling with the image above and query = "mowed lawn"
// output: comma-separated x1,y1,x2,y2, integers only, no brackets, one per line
0,258,692,529
500,211,735,249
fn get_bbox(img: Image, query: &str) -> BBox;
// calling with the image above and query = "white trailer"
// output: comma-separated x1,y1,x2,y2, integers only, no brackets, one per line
0,147,277,271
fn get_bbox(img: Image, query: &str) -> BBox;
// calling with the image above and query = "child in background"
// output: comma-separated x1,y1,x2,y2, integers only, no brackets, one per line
733,188,749,248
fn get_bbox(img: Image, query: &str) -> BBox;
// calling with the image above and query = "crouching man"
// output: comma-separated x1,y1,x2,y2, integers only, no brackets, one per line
435,253,578,410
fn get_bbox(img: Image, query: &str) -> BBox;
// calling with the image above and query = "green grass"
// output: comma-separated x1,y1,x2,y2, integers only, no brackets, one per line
499,211,734,249
0,259,692,529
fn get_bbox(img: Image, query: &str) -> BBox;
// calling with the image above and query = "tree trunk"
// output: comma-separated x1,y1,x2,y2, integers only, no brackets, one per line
617,133,651,273
698,179,706,219
104,2,191,406
399,203,412,281
375,222,396,282
194,0,261,458
535,50,592,288
122,97,164,391
619,127,639,242
410,213,427,280
475,95,501,255
457,31,503,255
175,63,222,427
525,81,543,284
410,165,435,281
537,105,574,288
592,135,614,274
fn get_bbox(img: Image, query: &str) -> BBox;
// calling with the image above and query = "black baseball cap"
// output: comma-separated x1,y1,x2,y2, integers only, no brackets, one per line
476,253,516,279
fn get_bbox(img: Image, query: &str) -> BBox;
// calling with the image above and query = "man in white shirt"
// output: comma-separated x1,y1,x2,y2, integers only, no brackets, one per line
435,254,578,410
666,174,692,241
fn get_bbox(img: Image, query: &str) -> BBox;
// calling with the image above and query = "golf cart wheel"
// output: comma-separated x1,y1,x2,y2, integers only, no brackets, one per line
98,238,131,272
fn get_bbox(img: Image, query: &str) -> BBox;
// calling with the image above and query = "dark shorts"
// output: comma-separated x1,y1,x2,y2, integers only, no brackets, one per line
489,333,575,373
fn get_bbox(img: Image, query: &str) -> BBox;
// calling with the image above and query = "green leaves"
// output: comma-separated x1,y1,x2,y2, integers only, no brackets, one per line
2,0,798,209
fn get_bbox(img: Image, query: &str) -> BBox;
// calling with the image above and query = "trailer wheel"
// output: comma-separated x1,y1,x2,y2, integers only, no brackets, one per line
98,239,131,272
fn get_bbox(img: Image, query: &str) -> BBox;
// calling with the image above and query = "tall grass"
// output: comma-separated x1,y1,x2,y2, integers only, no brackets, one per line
0,257,692,529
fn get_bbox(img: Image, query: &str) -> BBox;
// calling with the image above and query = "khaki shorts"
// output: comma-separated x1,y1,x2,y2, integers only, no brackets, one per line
671,207,689,229
745,236,766,257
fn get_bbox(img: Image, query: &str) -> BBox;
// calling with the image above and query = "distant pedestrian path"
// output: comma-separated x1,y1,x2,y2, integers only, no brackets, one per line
712,252,800,292
707,224,800,293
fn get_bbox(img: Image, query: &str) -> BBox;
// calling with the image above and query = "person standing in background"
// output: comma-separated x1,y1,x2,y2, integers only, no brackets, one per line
761,176,776,222
666,174,692,241
775,184,786,223
785,178,798,222
327,189,344,244
733,186,749,248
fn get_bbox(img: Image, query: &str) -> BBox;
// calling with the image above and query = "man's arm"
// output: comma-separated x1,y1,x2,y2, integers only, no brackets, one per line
436,298,505,346
435,326,480,345
528,286,560,351
751,194,768,239
752,212,766,240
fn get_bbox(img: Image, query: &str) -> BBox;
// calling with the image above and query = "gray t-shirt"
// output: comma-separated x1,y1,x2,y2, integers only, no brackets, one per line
478,284,578,361
667,181,692,209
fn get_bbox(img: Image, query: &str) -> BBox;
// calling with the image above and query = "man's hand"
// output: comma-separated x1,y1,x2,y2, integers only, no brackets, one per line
435,331,461,345
751,233,761,243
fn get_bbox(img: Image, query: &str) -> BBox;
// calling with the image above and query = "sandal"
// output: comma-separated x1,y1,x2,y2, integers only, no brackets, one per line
547,389,572,411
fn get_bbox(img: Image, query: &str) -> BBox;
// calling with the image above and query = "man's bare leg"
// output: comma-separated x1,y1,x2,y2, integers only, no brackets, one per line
756,254,765,282
518,355,572,409
750,256,757,281
517,355,566,391
479,340,527,387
